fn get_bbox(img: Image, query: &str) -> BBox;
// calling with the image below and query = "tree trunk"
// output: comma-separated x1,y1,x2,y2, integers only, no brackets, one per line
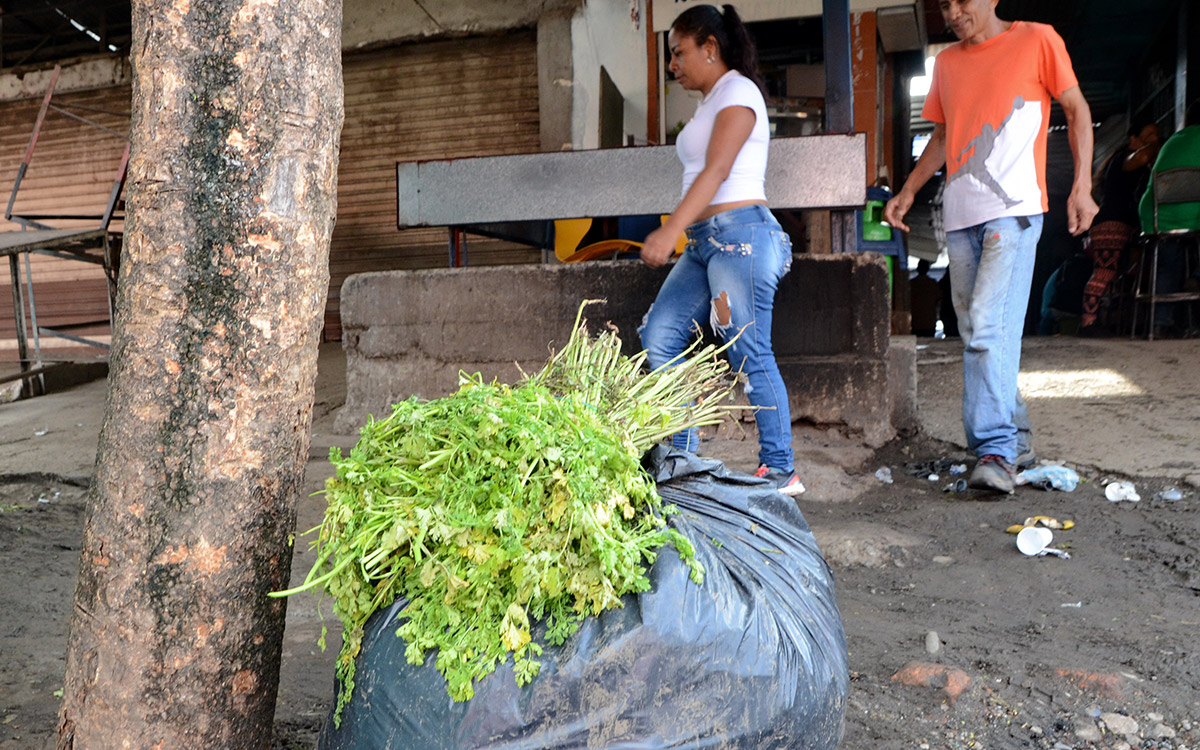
58,0,342,747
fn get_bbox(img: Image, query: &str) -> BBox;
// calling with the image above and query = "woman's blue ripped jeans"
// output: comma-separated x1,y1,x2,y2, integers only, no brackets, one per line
638,203,795,472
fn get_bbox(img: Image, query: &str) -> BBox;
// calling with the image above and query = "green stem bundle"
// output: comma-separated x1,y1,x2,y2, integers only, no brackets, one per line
277,300,743,724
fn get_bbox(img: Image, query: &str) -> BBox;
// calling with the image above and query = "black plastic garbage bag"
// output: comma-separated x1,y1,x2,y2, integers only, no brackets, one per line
318,446,849,750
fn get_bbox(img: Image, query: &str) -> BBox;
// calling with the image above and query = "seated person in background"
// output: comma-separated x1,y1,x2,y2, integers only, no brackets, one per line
1051,250,1094,328
909,259,942,337
1038,263,1063,335
1040,250,1091,334
1138,101,1200,336
1078,121,1160,335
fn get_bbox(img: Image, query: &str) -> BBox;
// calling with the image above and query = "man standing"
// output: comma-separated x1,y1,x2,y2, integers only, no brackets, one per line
885,0,1098,493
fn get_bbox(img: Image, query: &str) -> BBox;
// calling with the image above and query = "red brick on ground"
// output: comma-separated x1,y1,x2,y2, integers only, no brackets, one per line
1052,668,1129,701
891,661,972,701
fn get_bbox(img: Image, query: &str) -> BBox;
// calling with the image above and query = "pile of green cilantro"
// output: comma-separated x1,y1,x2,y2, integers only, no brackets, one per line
276,302,740,723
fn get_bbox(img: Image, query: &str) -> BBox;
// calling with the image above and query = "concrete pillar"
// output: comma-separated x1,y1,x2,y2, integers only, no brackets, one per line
887,335,919,435
538,7,575,151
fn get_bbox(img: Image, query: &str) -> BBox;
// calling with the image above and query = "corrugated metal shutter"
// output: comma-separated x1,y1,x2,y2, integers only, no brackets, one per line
328,31,541,339
1,31,541,354
0,85,128,360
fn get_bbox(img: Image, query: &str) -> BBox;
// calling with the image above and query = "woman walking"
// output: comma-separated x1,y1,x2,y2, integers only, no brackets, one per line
638,4,802,495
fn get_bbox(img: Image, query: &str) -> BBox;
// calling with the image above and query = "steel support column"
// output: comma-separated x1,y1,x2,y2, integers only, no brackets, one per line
1176,0,1189,132
822,0,854,135
8,254,30,382
823,0,857,253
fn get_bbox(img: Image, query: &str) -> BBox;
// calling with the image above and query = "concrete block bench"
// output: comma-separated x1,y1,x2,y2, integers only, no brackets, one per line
335,254,909,446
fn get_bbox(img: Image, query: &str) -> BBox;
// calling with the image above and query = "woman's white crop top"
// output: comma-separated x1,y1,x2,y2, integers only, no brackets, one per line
675,69,769,204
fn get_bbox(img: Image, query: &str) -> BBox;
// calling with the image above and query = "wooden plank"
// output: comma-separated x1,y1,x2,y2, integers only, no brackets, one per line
0,228,107,254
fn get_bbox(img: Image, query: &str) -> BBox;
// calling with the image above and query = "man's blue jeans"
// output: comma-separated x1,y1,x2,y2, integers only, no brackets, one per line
946,215,1041,464
638,204,795,472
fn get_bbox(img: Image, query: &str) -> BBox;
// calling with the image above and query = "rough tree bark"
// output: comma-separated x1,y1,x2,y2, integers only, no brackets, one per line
58,0,343,747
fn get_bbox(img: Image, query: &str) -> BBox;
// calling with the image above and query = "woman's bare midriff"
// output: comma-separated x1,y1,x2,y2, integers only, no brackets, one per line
696,199,768,222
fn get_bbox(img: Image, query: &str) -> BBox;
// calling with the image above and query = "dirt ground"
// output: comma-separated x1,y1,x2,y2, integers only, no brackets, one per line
1,336,1198,749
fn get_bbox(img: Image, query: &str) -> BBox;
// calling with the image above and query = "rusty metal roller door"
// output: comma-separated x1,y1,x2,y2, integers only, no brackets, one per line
0,85,129,357
326,31,541,340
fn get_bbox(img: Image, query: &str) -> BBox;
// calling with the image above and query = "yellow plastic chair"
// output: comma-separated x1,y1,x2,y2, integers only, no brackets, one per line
554,216,686,263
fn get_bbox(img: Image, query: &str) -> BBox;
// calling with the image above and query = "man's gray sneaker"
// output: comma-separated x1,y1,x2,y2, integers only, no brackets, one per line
1016,445,1036,470
968,454,1015,494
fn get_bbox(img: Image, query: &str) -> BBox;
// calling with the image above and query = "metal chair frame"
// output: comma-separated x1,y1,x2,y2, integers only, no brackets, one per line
1131,166,1200,339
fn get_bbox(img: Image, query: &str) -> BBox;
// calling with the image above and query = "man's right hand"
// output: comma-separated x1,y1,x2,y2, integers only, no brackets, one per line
883,191,915,233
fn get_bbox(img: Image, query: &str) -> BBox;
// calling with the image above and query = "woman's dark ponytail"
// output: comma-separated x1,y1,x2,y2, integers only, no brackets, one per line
719,5,764,91
671,4,765,93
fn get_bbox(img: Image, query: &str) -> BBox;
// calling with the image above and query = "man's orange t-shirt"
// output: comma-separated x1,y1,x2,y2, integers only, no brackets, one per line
923,21,1079,232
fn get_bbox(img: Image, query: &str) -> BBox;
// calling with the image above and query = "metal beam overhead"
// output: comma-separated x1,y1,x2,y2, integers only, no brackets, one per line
396,134,867,227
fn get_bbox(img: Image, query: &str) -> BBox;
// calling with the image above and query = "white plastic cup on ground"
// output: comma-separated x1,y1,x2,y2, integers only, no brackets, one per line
1105,481,1140,502
1016,526,1053,556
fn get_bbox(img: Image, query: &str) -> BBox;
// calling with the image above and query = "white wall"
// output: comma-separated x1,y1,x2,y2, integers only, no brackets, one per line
662,80,701,143
570,0,650,149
